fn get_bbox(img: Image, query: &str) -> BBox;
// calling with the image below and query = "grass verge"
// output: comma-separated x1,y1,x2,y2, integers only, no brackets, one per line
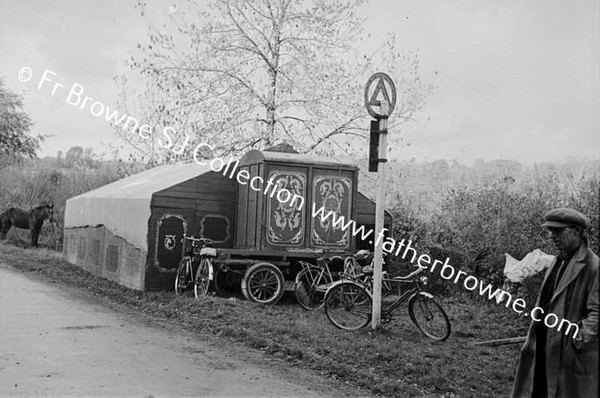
1,243,528,397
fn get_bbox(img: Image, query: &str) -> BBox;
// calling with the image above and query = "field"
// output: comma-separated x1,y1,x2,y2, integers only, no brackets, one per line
1,155,598,397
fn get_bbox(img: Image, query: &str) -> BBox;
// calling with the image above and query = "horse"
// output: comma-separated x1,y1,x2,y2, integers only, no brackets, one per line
0,203,55,247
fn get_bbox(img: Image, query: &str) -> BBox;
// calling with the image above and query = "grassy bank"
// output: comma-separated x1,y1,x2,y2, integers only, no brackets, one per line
2,243,528,397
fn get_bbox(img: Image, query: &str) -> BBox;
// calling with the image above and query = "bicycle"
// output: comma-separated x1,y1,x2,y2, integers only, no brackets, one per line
294,250,389,311
342,250,371,279
174,235,216,298
324,265,451,341
294,255,343,311
341,251,393,295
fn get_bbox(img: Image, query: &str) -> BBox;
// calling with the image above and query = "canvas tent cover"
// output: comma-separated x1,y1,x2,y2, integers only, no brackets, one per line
65,162,212,251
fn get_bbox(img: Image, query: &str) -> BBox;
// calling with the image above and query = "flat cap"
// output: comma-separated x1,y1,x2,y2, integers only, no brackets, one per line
542,207,590,229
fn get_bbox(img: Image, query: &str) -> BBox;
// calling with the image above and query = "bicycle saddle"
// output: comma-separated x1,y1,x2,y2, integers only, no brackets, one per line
355,250,370,260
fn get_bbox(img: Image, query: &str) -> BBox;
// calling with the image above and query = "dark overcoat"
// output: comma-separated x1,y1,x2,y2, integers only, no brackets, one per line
511,242,599,397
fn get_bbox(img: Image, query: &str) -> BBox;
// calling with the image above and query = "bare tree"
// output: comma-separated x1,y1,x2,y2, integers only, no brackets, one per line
118,0,433,161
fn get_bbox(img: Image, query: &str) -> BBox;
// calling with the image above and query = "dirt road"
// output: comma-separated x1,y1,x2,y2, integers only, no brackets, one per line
0,263,360,397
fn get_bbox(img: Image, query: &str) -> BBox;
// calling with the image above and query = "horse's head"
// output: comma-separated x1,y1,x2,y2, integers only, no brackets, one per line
38,202,55,223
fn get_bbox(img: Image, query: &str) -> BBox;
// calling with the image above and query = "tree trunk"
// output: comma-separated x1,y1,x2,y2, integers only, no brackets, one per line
264,2,284,148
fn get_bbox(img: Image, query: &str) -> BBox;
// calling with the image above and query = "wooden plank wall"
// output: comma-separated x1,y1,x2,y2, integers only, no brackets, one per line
235,163,264,249
145,171,238,291
355,192,393,225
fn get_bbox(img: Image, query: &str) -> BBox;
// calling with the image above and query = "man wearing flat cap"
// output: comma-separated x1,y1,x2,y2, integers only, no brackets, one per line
512,208,598,397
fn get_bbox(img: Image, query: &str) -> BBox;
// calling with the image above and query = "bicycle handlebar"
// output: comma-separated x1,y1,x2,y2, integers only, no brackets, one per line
362,265,424,280
390,266,424,280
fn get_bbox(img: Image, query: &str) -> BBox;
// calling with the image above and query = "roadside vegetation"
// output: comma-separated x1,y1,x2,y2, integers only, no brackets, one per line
1,153,598,397
2,243,526,397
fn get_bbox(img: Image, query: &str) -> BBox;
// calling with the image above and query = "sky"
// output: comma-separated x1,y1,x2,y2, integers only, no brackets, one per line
1,0,598,164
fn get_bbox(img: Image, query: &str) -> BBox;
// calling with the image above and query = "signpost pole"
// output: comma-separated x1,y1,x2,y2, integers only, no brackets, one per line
364,72,395,329
372,100,388,329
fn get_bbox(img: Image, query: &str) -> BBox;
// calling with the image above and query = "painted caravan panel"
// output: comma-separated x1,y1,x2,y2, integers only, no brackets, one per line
309,168,357,251
262,165,309,249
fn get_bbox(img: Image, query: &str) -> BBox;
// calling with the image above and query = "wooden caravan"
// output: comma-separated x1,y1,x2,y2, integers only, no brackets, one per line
236,149,359,252
63,147,391,303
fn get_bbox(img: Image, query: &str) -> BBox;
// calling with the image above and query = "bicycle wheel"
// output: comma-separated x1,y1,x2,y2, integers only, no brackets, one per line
408,292,451,341
174,259,190,295
294,267,333,311
324,282,372,331
194,257,213,298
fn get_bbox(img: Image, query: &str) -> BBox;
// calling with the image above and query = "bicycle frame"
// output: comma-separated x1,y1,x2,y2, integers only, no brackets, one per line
324,265,451,339
334,266,426,313
175,235,215,296
378,279,421,317
297,260,336,291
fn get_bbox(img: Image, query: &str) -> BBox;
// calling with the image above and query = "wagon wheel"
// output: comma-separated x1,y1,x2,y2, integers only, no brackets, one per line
241,262,285,305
